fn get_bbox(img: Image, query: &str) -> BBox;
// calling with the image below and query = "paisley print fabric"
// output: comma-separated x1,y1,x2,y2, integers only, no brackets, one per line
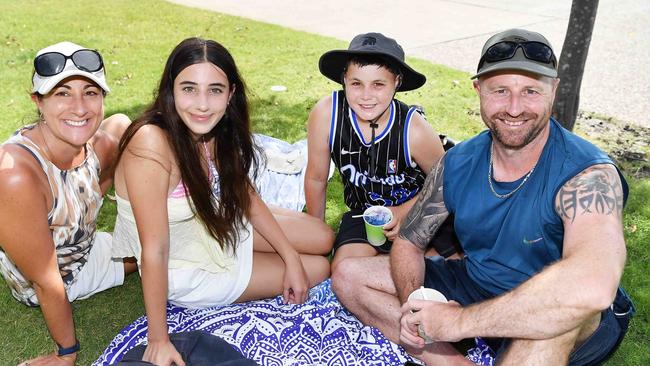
95,279,417,366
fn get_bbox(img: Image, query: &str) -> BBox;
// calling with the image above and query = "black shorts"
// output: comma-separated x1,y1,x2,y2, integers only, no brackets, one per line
423,257,635,365
333,210,461,257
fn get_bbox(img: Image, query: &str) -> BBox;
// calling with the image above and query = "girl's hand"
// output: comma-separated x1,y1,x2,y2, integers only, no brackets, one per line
143,338,186,366
281,253,310,304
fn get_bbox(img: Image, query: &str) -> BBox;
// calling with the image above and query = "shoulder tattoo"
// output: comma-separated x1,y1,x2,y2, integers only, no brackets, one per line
400,156,449,249
556,164,624,223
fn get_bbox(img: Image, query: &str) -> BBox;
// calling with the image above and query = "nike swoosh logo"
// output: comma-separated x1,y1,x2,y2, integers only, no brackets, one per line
523,237,543,244
341,149,361,155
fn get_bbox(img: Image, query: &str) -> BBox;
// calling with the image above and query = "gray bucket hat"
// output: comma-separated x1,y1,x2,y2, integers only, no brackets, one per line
472,28,557,79
319,32,426,91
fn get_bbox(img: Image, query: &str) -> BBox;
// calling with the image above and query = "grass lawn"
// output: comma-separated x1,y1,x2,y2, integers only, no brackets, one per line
0,1,647,365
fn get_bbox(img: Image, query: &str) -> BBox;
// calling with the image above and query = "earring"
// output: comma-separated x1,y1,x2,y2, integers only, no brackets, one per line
39,111,46,124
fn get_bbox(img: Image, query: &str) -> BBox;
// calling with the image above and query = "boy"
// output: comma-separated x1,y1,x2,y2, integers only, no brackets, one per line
305,32,458,271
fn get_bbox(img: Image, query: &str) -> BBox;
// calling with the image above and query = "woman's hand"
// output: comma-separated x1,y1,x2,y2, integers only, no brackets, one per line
18,352,76,366
281,253,310,304
143,339,186,366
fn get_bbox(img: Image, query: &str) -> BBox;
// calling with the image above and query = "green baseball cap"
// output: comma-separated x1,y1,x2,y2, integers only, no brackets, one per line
472,28,558,79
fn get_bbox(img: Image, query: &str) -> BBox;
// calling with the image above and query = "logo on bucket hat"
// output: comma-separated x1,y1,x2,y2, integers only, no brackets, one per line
472,28,557,79
319,32,426,91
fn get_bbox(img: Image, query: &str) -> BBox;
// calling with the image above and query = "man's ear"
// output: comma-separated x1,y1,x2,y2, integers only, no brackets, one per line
472,79,481,95
552,77,560,94
395,74,402,90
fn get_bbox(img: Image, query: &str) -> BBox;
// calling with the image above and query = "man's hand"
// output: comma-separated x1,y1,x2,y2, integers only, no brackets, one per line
401,299,465,343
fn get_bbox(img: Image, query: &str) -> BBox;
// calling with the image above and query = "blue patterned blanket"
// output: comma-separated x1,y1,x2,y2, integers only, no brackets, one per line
95,279,494,365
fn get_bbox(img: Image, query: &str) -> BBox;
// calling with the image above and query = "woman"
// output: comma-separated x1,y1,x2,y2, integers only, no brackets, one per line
111,38,330,366
0,41,135,365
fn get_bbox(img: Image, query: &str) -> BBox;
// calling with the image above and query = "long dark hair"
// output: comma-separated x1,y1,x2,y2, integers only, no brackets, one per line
118,37,258,251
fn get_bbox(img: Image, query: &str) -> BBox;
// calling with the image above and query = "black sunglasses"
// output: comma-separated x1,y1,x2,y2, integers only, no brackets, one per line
477,41,556,71
34,49,104,77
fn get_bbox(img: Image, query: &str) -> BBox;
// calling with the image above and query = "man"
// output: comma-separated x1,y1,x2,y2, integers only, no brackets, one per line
332,28,634,365
305,32,459,272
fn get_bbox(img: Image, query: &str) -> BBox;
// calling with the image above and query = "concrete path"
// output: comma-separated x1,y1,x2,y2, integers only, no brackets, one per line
169,0,649,128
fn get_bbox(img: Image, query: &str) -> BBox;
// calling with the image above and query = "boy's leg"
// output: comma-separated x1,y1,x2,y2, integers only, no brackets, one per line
331,243,378,272
330,210,390,272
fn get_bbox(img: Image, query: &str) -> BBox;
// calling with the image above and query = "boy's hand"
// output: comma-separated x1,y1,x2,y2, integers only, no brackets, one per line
384,205,409,241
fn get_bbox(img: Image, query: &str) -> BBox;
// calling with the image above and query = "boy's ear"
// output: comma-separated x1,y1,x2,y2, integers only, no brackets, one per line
395,74,403,89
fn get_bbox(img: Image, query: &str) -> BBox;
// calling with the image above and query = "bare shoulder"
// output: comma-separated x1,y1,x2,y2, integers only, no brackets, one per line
407,111,444,173
307,94,334,126
408,112,439,145
0,144,47,205
555,164,624,224
0,145,52,262
306,94,335,148
314,93,334,111
122,123,174,167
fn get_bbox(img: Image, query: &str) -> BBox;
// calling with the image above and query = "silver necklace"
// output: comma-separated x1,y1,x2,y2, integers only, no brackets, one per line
488,143,536,199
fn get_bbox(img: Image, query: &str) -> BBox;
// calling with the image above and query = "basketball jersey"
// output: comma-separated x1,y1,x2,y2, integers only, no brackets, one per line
329,90,425,210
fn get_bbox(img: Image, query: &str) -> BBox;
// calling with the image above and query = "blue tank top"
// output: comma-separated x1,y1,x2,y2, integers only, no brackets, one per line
444,119,628,296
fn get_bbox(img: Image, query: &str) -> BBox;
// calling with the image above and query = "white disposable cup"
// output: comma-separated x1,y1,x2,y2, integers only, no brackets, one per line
407,287,448,344
407,287,448,303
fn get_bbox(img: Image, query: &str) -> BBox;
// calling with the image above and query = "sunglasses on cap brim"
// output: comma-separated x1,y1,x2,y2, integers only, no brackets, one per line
477,41,557,72
34,49,104,77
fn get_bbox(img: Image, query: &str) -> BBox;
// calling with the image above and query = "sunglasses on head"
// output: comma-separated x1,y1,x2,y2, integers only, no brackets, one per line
477,41,556,71
34,49,104,77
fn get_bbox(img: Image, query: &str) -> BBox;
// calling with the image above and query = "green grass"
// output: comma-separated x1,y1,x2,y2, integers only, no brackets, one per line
0,1,647,365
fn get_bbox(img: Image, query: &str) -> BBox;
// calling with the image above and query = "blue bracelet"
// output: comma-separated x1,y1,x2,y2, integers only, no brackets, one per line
57,340,80,356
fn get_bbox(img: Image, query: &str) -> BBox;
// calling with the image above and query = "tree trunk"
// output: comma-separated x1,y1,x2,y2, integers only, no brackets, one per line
552,0,599,131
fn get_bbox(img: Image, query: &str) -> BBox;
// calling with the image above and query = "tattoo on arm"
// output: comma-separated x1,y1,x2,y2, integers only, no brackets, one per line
400,156,450,250
556,164,624,223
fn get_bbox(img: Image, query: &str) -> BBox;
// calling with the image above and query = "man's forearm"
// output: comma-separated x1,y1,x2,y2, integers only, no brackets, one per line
392,156,448,303
458,257,618,341
390,238,426,304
